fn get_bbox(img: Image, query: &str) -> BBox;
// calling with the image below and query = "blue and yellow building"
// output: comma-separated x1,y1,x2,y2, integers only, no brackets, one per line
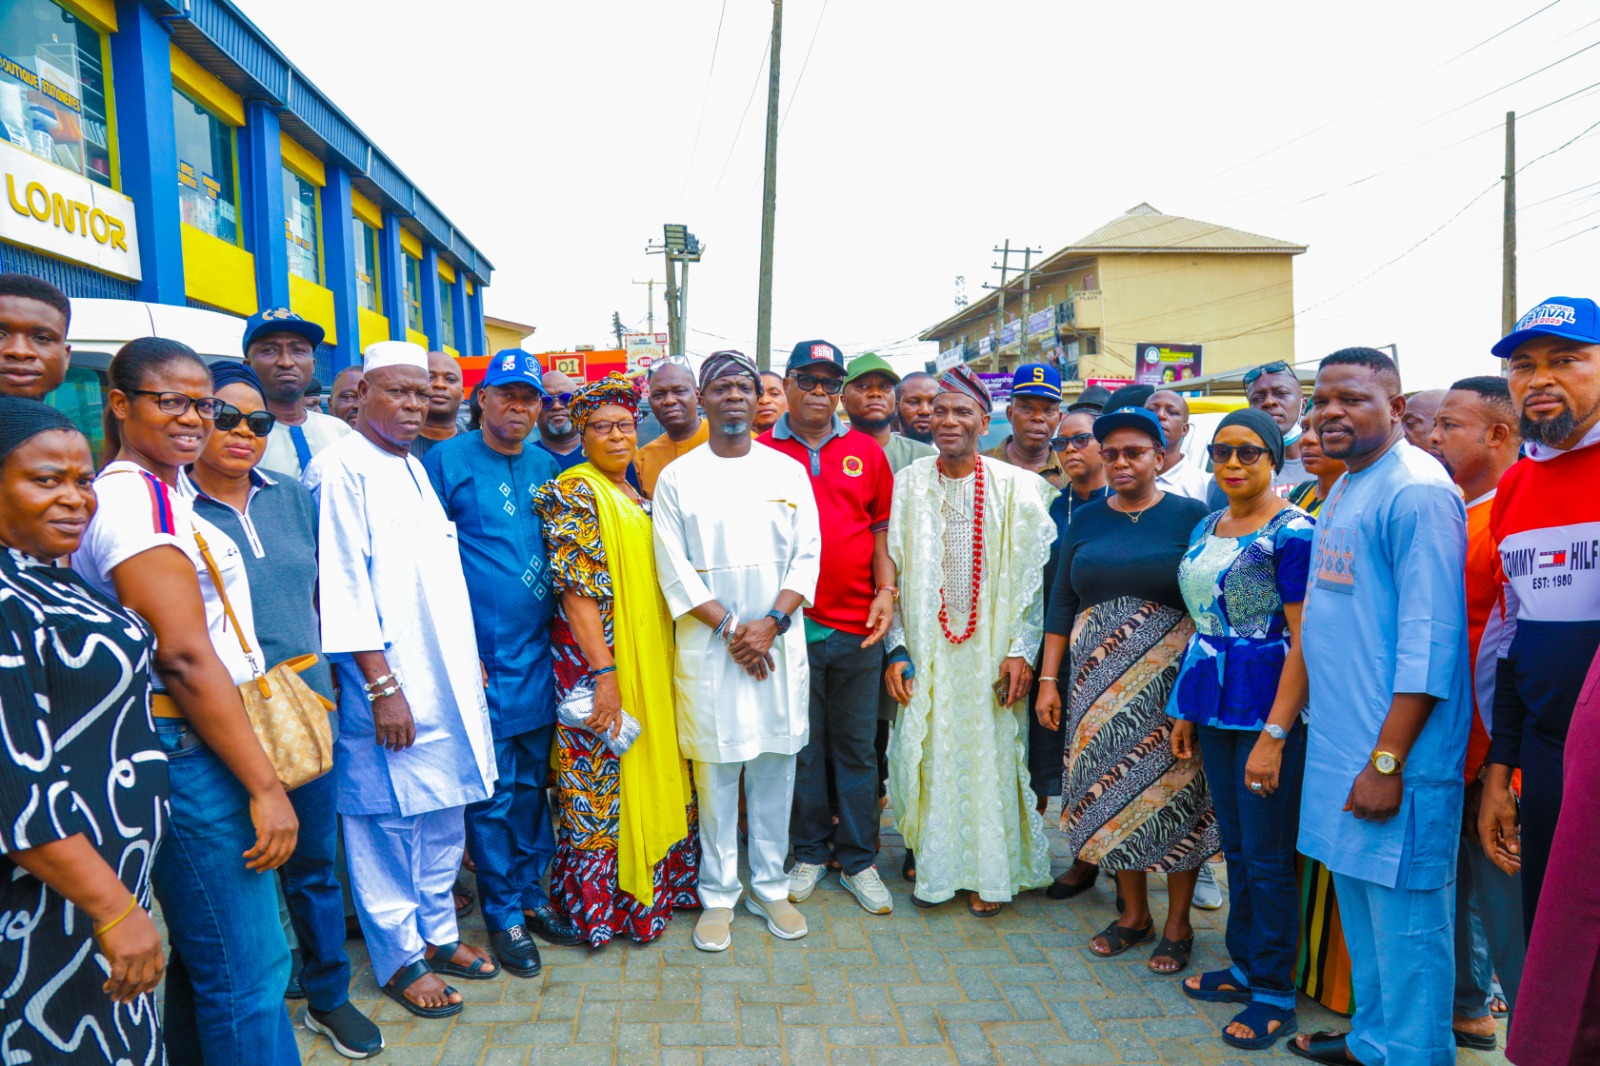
0,0,492,369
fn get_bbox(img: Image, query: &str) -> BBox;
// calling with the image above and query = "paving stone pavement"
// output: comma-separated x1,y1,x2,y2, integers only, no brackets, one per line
285,803,1510,1065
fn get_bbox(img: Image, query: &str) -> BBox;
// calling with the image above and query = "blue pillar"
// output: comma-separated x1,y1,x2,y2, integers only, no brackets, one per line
109,1,184,304
380,215,406,341
449,271,469,352
320,168,360,369
238,101,289,311
468,283,486,357
419,245,442,349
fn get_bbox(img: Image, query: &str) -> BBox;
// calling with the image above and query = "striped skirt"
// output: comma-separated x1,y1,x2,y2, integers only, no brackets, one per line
1295,855,1355,1015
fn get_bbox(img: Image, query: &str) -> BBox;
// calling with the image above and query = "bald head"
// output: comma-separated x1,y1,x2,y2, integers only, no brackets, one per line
539,370,578,443
1402,388,1446,451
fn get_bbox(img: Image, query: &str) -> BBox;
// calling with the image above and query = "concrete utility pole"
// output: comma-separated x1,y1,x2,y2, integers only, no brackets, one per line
755,0,783,371
663,253,682,355
648,226,702,356
1019,246,1039,364
632,278,656,334
1503,110,1517,337
612,312,625,351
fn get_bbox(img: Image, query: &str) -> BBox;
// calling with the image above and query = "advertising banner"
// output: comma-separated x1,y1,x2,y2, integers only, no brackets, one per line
1086,377,1134,390
978,372,1011,403
1134,343,1203,386
624,332,667,368
999,317,1020,348
1,140,140,279
1027,307,1055,339
936,345,964,371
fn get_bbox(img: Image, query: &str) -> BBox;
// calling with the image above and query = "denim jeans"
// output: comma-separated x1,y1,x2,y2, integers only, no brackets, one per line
1197,723,1307,1009
1453,830,1525,1017
791,630,884,876
464,725,557,932
278,726,353,1012
153,721,297,1065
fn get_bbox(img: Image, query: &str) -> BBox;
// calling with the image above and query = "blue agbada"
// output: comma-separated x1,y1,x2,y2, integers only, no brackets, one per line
423,432,561,736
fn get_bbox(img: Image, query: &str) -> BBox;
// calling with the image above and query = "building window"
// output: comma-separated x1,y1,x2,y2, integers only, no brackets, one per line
352,217,380,313
403,253,423,333
0,0,114,186
439,277,456,348
282,166,320,283
172,88,238,244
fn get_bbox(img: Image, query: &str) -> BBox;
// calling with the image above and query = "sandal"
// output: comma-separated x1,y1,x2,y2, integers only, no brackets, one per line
454,889,474,918
911,892,940,909
1089,919,1154,957
1182,968,1251,1004
426,941,499,980
967,894,1002,918
382,959,463,1019
901,850,916,882
1045,865,1098,900
1288,1031,1355,1065
1222,1002,1297,1051
1453,1026,1497,1051
1148,934,1195,975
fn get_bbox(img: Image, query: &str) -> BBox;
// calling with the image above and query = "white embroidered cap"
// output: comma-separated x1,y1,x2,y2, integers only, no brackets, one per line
363,340,428,373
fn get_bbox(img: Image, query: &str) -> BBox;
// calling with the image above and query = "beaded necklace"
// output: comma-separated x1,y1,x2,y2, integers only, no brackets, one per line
936,455,985,644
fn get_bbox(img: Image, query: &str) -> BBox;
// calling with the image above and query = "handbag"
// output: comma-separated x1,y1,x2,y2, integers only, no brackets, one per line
556,676,642,756
193,525,335,790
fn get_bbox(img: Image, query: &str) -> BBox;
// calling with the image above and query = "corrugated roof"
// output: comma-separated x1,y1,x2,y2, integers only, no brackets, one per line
1062,203,1306,255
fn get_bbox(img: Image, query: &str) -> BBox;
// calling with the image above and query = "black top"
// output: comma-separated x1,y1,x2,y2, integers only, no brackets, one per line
1045,492,1210,635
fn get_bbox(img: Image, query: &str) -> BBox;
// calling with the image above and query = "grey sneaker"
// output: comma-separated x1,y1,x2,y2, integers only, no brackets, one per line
788,861,828,902
1193,862,1224,910
841,866,893,915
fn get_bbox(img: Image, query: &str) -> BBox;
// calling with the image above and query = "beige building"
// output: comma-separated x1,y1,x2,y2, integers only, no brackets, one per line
920,204,1306,395
485,315,537,355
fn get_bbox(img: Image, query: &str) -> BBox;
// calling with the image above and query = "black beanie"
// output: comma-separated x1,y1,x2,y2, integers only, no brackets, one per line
0,396,79,467
1216,407,1286,472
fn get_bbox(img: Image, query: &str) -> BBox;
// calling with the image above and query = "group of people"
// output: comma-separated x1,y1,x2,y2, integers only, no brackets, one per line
1,266,1597,1066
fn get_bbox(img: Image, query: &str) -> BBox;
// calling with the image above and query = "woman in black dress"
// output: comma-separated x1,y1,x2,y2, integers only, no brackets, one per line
0,398,167,1064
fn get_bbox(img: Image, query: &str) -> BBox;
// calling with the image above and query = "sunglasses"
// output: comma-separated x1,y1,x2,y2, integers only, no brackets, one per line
1242,361,1292,387
212,404,278,437
790,372,843,395
1208,442,1269,466
1100,445,1155,463
1051,432,1095,452
129,390,224,419
540,392,575,409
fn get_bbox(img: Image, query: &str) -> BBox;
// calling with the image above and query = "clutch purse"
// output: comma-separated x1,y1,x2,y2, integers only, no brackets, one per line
557,677,642,756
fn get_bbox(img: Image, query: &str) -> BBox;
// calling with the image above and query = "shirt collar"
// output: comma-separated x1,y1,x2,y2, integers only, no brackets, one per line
1525,419,1600,462
183,466,273,507
771,413,847,444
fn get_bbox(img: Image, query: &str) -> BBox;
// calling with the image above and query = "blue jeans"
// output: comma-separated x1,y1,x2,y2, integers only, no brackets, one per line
1197,723,1306,1009
153,721,296,1065
278,730,352,1012
464,726,557,932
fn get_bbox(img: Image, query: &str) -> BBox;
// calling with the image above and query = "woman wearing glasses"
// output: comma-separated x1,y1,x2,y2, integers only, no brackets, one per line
73,339,301,1064
532,374,697,946
1166,409,1314,1051
1036,407,1214,975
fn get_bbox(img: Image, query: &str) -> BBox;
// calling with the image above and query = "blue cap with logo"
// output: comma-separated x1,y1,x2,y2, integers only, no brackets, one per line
786,339,846,374
1092,406,1167,448
242,307,325,354
482,348,548,392
1492,296,1600,358
1010,362,1062,401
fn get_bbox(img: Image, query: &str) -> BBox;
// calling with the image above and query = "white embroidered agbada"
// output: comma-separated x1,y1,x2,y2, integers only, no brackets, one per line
886,455,1057,903
651,443,821,763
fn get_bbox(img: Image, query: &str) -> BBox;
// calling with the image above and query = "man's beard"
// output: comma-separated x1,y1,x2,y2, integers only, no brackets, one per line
854,415,892,434
901,424,933,444
1520,395,1600,446
719,420,750,436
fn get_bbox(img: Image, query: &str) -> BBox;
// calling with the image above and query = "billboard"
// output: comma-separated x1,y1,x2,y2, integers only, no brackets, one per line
1134,343,1203,386
978,372,1012,403
624,332,668,368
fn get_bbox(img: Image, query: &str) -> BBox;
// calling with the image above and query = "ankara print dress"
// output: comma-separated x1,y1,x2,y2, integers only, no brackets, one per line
0,549,166,1065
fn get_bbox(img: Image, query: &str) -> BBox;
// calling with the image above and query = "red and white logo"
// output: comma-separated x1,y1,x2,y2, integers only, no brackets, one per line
1538,549,1567,569
811,344,834,361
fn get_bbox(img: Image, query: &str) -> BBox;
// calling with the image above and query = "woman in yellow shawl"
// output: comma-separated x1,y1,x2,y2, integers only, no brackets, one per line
532,374,698,945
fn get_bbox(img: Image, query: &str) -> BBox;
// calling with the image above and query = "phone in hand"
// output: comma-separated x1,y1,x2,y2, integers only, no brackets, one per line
993,676,1010,703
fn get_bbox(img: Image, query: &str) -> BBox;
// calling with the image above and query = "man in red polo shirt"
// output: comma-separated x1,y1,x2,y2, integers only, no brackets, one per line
760,339,897,915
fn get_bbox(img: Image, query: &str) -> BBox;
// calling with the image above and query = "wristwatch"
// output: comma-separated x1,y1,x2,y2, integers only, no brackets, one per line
1262,723,1288,741
766,609,792,636
1370,749,1404,775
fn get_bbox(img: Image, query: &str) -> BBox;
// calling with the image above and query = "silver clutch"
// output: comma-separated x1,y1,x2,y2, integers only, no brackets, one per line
556,677,642,756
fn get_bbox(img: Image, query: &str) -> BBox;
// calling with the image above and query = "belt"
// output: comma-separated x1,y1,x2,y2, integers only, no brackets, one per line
150,694,184,719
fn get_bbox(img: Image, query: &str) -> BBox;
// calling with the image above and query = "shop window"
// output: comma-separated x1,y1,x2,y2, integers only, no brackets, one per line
282,165,320,283
439,277,456,348
403,253,423,333
352,217,380,312
172,88,239,244
0,0,113,186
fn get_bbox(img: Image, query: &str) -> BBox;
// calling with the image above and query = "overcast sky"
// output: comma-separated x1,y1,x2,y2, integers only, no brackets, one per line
242,0,1600,389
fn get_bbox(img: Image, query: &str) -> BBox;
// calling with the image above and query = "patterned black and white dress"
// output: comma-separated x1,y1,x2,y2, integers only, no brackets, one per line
0,548,166,1064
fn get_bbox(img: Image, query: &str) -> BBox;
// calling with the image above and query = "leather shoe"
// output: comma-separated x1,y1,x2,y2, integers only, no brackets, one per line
490,925,543,978
524,904,585,947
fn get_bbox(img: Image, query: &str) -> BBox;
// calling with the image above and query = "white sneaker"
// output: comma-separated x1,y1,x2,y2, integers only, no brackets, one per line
1193,862,1224,910
745,895,808,940
693,907,734,952
841,866,893,915
788,861,828,902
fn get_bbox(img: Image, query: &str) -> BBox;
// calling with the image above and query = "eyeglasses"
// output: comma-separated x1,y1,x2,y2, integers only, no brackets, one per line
586,418,638,437
790,372,843,395
1208,442,1269,466
540,392,575,409
1100,445,1155,463
1242,361,1292,387
128,390,223,419
212,404,278,437
1051,432,1095,452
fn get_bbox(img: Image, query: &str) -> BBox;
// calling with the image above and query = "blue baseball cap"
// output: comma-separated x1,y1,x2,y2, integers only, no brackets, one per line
786,339,846,374
482,348,547,393
1010,363,1062,401
1092,406,1166,448
1492,296,1600,358
242,307,324,354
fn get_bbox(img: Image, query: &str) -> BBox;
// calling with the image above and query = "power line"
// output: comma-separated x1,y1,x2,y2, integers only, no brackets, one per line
778,0,829,133
677,0,730,209
710,35,772,198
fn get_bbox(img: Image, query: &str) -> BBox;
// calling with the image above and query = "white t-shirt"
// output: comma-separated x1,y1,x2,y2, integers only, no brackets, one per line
1157,456,1215,504
74,462,264,687
261,410,351,479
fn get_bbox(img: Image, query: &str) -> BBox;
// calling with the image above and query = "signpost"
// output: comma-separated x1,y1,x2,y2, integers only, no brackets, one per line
1134,343,1203,386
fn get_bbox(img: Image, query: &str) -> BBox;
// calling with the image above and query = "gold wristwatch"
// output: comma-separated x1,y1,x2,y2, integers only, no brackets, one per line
1370,750,1404,775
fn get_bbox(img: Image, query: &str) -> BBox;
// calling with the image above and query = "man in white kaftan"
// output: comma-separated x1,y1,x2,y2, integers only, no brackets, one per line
886,365,1056,911
651,349,822,952
305,341,498,1015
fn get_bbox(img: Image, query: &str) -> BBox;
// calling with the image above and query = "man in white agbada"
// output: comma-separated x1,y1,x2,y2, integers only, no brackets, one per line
885,365,1056,915
304,340,500,1018
651,349,822,952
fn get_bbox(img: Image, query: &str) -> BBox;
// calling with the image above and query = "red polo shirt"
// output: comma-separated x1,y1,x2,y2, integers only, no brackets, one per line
759,417,892,636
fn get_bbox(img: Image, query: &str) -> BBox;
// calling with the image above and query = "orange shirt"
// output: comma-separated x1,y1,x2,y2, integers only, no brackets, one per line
636,420,709,497
1464,493,1513,785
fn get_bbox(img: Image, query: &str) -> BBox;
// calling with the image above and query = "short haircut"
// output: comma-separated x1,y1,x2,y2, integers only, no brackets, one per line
0,273,71,329
1450,375,1517,423
760,370,783,385
1320,347,1401,395
896,370,932,398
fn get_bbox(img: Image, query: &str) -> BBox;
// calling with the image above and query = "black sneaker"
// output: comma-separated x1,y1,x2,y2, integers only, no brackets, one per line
491,925,544,978
305,1002,384,1059
524,904,586,947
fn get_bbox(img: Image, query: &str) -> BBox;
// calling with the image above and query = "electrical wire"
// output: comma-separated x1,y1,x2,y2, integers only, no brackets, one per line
677,0,730,209
778,0,829,134
710,35,772,199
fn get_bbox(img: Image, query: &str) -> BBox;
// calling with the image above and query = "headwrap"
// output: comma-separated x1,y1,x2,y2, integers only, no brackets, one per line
937,364,992,409
0,396,80,466
698,349,760,391
1216,407,1286,472
209,360,266,399
570,372,639,436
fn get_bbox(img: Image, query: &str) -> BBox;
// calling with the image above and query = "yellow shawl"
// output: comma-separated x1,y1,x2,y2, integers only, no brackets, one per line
559,464,690,906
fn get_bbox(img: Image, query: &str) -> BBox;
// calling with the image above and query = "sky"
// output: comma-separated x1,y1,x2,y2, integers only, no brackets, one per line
240,0,1600,390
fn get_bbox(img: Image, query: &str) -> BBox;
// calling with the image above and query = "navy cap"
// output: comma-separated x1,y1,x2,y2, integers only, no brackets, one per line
1492,296,1600,358
242,307,324,354
482,348,548,393
1093,406,1166,448
1067,384,1111,412
786,339,846,374
1103,383,1155,413
1011,363,1062,400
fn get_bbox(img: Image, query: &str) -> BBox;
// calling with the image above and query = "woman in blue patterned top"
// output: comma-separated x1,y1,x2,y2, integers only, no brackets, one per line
1167,407,1314,1052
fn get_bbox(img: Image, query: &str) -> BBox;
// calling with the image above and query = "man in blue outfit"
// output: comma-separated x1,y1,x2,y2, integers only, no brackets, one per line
422,349,584,977
1293,347,1470,1066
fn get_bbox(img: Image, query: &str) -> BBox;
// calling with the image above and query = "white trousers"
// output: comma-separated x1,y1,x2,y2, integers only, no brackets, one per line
693,753,797,909
344,806,465,986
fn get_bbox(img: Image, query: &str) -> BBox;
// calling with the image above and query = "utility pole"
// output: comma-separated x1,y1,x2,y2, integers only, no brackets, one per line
647,225,703,356
1019,246,1040,364
663,252,682,355
755,0,783,371
632,279,656,334
983,240,1012,370
611,312,625,351
1503,110,1517,337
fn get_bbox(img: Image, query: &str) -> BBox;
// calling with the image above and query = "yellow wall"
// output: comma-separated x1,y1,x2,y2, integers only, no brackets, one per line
486,322,533,354
279,134,325,186
357,308,390,353
170,45,244,127
289,274,337,343
406,327,429,349
181,224,256,316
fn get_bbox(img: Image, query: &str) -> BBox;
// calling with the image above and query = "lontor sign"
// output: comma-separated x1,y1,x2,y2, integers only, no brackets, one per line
1,141,142,281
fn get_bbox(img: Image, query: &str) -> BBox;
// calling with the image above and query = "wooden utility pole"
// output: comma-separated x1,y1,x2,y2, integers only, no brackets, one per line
984,241,1012,369
663,257,681,356
632,278,656,334
1020,247,1037,364
1502,110,1517,336
755,0,783,371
